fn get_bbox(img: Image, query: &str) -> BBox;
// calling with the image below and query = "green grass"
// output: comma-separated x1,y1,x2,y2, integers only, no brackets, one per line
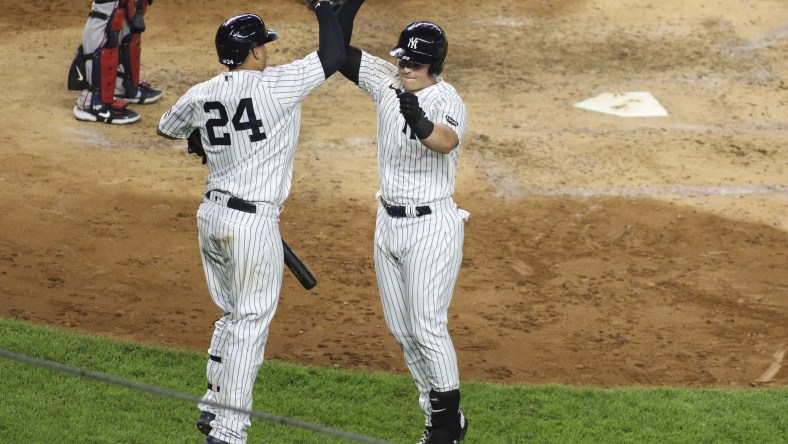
0,318,786,444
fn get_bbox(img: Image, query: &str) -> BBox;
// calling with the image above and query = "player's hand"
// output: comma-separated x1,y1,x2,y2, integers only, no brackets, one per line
396,90,435,139
397,91,426,125
187,129,207,165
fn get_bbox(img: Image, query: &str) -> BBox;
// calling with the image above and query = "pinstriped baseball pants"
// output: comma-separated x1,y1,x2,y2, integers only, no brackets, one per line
374,199,468,425
196,198,283,444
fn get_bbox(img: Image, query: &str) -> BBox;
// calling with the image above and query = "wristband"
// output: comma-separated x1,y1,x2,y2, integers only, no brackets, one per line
410,117,435,140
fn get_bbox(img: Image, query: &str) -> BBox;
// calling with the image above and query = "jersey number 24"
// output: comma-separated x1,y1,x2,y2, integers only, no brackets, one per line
203,98,267,145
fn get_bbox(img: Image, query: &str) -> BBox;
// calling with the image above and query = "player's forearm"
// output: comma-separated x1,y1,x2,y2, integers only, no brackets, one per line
336,0,364,84
315,1,346,78
419,123,459,154
339,46,362,84
336,0,365,46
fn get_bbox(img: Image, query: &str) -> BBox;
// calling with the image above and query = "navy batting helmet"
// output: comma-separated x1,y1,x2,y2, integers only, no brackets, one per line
390,21,448,77
215,13,279,68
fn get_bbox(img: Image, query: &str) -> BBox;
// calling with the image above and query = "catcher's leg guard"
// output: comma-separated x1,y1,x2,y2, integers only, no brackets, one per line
125,0,147,33
119,33,142,98
89,6,126,108
119,0,147,98
67,44,91,91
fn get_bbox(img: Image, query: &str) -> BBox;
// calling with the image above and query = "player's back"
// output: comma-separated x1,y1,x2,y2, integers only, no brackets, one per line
160,52,326,203
178,69,298,203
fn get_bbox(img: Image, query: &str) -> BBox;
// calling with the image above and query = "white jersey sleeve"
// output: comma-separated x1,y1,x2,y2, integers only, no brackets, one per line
158,83,203,139
263,52,327,108
356,50,400,102
420,83,468,143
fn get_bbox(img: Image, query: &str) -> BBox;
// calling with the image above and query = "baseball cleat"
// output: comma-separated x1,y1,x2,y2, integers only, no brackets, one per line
416,429,430,444
457,411,469,442
416,412,468,444
73,102,140,125
120,81,163,104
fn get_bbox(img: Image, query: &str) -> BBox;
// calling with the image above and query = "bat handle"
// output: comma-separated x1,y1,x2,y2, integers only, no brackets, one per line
282,238,317,290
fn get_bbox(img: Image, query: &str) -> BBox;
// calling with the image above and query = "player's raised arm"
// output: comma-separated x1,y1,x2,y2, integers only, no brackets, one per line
312,0,346,78
335,0,365,84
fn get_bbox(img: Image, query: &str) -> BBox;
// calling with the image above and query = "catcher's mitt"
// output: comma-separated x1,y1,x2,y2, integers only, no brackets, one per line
187,129,207,165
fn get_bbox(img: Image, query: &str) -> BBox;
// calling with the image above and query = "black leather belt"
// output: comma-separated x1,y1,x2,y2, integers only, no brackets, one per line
206,192,256,214
381,199,432,218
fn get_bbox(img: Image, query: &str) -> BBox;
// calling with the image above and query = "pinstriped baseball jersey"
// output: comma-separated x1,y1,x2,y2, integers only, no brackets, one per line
158,52,325,205
356,50,468,205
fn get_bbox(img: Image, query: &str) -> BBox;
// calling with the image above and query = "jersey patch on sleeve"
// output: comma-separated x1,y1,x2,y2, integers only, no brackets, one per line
446,116,459,127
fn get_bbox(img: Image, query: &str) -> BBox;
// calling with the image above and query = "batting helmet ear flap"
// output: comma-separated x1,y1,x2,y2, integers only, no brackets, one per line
390,21,448,77
428,39,447,77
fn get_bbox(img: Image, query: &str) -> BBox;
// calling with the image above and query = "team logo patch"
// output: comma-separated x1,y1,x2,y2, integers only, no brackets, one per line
446,116,458,126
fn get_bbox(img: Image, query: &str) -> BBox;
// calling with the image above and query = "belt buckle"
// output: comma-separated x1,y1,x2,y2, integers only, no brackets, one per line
207,190,224,205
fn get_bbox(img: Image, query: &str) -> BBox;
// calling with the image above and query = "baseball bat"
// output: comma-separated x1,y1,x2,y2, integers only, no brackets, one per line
282,239,317,290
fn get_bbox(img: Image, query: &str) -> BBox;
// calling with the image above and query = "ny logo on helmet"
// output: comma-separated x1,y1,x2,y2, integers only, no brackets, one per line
408,37,420,49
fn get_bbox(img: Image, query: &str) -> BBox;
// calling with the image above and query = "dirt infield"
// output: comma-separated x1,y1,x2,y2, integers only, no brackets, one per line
1,0,786,388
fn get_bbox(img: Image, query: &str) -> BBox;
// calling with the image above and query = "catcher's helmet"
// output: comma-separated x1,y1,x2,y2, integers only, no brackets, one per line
390,21,448,77
215,13,279,68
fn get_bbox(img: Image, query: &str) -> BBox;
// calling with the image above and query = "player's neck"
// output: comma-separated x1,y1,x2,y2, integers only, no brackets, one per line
232,61,266,72
233,48,267,72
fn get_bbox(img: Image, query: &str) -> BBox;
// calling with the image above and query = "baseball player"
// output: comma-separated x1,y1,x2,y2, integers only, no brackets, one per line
156,3,344,444
68,0,162,124
335,1,469,443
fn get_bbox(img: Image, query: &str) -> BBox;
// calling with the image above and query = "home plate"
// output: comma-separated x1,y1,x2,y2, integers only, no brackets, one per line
574,92,668,117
